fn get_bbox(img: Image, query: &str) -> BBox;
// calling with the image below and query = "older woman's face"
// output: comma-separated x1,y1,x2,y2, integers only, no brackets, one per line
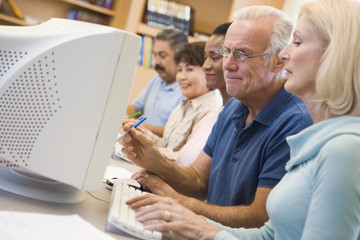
176,61,208,99
279,17,325,98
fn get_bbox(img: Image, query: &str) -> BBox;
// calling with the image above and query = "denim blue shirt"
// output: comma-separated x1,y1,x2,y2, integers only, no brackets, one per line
204,87,312,206
132,74,185,126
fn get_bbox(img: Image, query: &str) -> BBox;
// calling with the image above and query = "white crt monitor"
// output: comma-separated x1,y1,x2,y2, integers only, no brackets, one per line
0,18,140,203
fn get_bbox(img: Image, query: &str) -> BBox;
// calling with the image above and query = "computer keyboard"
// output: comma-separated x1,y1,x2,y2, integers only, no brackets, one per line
106,178,171,240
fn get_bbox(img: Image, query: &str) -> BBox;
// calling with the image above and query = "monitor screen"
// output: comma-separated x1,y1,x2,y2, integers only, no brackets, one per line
0,18,140,203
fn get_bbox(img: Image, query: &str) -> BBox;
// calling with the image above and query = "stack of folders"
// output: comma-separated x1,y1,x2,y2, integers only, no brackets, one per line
145,0,191,36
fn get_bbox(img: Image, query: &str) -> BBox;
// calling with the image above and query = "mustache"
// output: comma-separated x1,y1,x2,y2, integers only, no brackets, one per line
155,65,165,71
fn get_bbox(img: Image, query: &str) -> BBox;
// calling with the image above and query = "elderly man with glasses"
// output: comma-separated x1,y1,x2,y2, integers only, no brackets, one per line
121,6,312,228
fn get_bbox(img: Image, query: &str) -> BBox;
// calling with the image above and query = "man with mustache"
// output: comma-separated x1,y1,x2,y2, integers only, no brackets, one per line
126,29,187,136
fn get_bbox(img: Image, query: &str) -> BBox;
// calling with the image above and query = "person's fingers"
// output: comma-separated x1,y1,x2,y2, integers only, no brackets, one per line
125,194,148,205
119,134,133,148
137,173,165,192
126,194,158,208
128,127,155,148
144,221,178,233
121,146,136,158
121,122,134,132
127,194,173,209
132,125,147,134
131,169,147,180
136,208,168,223
129,195,220,240
122,119,137,125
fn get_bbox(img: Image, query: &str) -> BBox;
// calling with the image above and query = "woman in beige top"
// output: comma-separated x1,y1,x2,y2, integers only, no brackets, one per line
146,41,222,160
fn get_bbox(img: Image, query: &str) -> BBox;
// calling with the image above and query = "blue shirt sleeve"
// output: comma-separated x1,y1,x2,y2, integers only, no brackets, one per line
131,76,156,112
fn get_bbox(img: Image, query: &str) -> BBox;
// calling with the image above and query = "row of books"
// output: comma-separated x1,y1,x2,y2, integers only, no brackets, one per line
78,0,113,10
145,0,192,36
66,9,108,25
138,35,155,68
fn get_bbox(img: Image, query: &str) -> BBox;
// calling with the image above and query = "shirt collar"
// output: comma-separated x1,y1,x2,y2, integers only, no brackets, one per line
161,80,180,91
255,86,292,126
229,87,292,129
182,90,220,109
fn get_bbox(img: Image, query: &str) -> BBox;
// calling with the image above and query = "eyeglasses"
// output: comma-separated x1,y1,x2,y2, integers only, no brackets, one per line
218,47,266,62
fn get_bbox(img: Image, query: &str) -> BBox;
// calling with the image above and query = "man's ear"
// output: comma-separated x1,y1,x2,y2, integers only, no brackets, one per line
272,53,285,73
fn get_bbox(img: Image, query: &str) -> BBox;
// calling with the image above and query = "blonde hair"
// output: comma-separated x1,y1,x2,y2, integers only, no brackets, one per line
300,0,360,118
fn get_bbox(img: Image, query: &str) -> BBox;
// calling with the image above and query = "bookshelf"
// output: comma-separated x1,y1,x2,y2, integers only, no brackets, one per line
123,0,285,38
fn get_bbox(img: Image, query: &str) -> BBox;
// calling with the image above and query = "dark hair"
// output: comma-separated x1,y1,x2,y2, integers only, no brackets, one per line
211,22,232,36
174,41,206,66
155,28,188,53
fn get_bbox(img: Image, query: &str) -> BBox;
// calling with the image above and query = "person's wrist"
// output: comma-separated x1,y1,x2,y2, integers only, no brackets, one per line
198,220,221,240
155,153,173,178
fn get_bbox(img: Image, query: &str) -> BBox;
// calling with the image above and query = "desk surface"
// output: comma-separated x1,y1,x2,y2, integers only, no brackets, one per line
0,158,140,240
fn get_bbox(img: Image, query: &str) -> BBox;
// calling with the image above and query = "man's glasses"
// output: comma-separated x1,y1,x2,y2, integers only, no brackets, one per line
218,47,266,62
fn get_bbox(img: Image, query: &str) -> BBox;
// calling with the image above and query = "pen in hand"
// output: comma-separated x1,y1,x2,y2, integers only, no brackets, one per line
117,116,147,142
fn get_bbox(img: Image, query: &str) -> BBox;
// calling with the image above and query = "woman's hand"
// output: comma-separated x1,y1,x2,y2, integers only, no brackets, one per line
126,194,221,240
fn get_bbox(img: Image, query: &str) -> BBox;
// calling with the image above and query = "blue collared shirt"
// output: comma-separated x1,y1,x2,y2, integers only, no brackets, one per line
132,74,185,126
204,87,313,206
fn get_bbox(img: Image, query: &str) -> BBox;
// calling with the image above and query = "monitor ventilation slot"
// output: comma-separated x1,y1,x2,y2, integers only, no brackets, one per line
0,51,61,168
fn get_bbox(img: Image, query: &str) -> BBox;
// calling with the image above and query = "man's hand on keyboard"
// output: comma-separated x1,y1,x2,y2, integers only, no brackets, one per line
131,168,179,198
126,194,221,240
